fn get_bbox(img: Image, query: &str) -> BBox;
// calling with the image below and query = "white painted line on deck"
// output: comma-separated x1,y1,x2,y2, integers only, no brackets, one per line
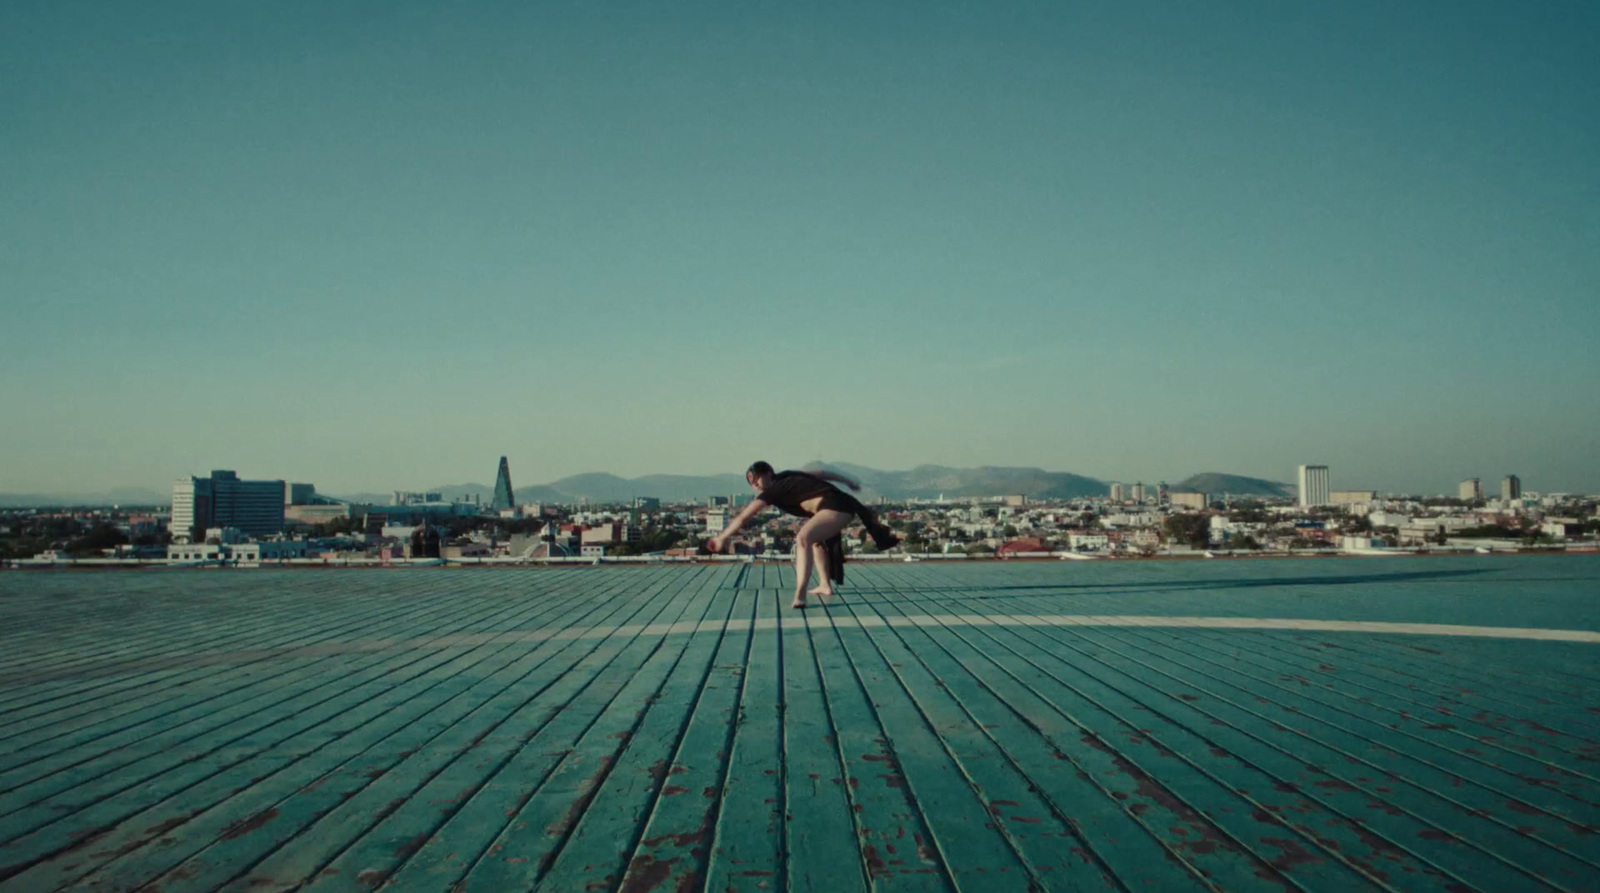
391,614,1600,648
37,613,1593,683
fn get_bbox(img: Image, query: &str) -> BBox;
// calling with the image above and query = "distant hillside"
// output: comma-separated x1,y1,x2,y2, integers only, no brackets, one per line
807,462,1106,500
333,483,567,506
23,463,1118,510
1174,472,1292,498
433,463,1107,504
543,472,747,504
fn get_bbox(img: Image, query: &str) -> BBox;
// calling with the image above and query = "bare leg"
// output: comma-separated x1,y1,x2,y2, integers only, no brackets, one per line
807,543,834,601
792,510,852,608
792,541,814,609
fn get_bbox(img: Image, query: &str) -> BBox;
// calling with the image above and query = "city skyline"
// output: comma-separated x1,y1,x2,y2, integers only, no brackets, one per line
3,2,1597,495
0,457,1572,507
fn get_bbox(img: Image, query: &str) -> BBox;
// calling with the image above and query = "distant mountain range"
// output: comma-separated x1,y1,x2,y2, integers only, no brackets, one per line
1172,473,1293,498
338,462,1110,504
337,466,1294,504
0,466,1295,508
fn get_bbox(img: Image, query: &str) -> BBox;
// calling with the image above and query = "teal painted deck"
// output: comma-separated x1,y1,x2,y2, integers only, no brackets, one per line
1,557,1597,891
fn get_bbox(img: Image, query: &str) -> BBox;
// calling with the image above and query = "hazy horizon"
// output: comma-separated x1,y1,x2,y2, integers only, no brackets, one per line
0,459,1571,503
4,2,1597,496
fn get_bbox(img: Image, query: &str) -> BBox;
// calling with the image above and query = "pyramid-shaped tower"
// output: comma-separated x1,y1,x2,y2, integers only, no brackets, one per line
491,456,515,511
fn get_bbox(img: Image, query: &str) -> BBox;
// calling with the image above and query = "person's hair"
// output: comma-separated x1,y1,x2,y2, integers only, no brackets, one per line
746,461,774,478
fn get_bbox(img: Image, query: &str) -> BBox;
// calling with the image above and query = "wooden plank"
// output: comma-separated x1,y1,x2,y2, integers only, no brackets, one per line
861,587,1165,891
874,573,1295,892
0,575,479,766
209,570,689,893
823,613,1034,889
703,586,786,890
121,570,656,893
2,557,1599,892
7,570,647,891
296,568,713,890
0,571,526,777
781,591,870,893
417,567,719,889
396,569,723,889
0,583,562,886
803,596,954,891
487,575,739,890
1050,622,1600,889
0,572,466,705
614,586,755,891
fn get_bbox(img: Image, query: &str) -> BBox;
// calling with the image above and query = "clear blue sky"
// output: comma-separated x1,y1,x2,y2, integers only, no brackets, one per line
3,1,1596,496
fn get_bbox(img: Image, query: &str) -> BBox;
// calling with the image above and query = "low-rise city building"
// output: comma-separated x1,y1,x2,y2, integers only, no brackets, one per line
1066,531,1110,552
1169,492,1208,510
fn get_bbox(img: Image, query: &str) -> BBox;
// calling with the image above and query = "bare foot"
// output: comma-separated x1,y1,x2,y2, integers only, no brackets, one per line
791,594,807,609
806,585,834,604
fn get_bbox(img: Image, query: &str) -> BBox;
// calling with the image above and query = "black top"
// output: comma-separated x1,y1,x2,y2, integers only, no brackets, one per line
757,471,839,518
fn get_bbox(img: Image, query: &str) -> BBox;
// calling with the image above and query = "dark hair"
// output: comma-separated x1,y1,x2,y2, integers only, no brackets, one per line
746,460,774,478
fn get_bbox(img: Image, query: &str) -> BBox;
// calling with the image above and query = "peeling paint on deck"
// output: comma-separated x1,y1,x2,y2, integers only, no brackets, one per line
1,557,1598,891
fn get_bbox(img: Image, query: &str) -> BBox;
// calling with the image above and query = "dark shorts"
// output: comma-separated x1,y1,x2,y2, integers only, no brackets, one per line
815,491,860,515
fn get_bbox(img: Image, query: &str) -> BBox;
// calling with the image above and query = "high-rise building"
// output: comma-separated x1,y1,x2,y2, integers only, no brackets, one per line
491,457,515,512
1297,465,1330,507
1458,478,1483,502
1131,482,1147,503
1157,482,1170,505
171,470,285,541
1108,483,1126,502
1501,475,1521,501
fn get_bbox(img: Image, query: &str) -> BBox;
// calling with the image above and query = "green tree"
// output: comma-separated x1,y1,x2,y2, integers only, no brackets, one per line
309,515,361,538
1162,514,1211,550
638,528,682,553
69,523,129,556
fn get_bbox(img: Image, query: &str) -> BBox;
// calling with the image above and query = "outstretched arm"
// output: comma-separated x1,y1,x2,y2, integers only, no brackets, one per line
808,469,860,491
707,499,769,552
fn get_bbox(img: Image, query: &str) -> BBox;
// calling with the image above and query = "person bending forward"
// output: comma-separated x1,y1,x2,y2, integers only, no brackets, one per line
706,461,900,608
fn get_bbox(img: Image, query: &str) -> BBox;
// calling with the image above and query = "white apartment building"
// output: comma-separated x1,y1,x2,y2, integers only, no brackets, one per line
1169,492,1208,510
1067,532,1110,551
1297,465,1330,507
